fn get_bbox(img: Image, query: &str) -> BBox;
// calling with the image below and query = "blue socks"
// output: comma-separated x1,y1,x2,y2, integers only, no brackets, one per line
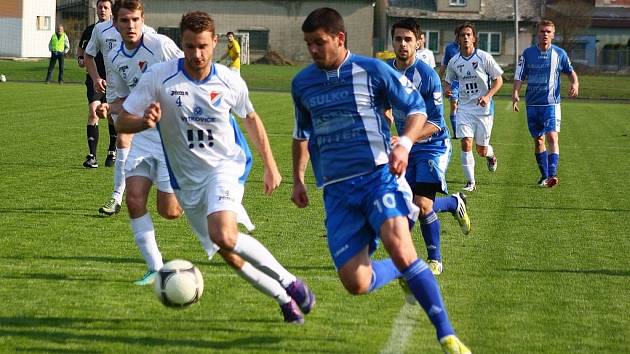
368,258,402,292
433,196,458,214
548,153,559,177
535,151,548,179
402,259,454,339
420,211,441,261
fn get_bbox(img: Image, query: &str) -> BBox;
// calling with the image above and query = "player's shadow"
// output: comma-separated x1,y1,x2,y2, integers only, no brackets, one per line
0,207,90,216
0,316,286,350
499,267,630,277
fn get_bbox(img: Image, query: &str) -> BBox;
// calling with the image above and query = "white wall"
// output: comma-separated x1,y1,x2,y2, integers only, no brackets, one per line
21,0,56,57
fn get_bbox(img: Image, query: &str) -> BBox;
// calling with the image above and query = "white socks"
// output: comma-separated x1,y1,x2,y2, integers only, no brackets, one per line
112,147,129,204
232,232,296,288
461,150,475,183
236,263,292,305
130,213,163,271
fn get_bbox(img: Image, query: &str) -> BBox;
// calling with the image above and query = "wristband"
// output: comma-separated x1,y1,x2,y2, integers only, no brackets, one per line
397,136,413,153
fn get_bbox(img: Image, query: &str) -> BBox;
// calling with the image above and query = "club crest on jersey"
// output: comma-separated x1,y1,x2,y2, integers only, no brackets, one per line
139,61,148,72
209,91,222,107
472,61,478,69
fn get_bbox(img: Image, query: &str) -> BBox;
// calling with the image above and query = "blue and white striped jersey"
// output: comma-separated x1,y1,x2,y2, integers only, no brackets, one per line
292,52,426,187
387,58,449,153
515,44,574,106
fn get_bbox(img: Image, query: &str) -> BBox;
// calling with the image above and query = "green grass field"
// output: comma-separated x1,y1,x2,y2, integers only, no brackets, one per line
0,78,629,354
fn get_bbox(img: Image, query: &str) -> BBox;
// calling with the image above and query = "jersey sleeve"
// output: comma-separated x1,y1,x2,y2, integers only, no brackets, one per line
84,26,100,57
559,50,574,74
160,36,184,61
123,68,159,116
444,59,456,84
291,77,312,140
428,51,436,68
231,75,255,118
484,53,504,80
514,52,527,81
377,61,426,119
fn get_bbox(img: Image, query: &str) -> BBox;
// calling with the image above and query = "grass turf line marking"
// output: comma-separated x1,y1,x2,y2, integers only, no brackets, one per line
379,302,421,354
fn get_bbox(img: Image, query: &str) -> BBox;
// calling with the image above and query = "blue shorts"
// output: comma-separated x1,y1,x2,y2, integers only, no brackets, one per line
406,140,451,195
323,166,412,269
526,104,561,138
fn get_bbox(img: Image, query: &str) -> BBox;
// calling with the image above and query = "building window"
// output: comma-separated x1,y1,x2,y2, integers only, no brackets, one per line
478,32,501,55
237,28,269,52
426,31,440,53
37,16,51,31
449,0,466,6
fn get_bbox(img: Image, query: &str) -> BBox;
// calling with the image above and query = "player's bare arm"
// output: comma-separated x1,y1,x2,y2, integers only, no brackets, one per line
512,80,523,112
242,111,282,195
291,139,310,208
85,54,107,93
116,102,161,133
478,75,503,107
107,97,124,116
390,112,427,176
568,71,579,98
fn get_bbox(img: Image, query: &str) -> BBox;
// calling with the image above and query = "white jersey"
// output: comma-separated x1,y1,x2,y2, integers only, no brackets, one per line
109,33,182,144
123,59,255,190
445,48,503,116
416,48,436,68
84,20,155,101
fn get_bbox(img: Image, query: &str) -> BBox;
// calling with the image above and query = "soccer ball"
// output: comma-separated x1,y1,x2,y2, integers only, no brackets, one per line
153,259,204,308
0,75,6,82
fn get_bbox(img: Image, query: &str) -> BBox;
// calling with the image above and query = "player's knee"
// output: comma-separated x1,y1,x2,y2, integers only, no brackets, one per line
209,231,237,251
157,205,182,220
340,277,370,295
125,194,147,217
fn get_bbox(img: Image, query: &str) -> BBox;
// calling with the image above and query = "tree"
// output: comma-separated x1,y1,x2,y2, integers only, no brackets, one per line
544,0,593,53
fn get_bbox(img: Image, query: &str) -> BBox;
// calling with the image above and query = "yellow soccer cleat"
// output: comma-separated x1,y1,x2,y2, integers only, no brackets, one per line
427,259,443,276
440,335,471,354
452,193,471,236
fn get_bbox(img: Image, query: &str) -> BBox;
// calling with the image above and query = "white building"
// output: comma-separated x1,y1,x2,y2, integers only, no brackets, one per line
0,0,56,57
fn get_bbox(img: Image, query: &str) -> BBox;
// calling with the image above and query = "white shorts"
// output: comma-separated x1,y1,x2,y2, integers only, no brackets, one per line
456,110,494,146
175,165,255,251
124,135,173,193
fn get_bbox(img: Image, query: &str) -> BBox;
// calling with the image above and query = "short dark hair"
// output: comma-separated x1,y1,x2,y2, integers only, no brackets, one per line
97,0,113,6
112,0,144,21
390,18,420,40
301,7,345,36
226,31,234,36
180,11,216,36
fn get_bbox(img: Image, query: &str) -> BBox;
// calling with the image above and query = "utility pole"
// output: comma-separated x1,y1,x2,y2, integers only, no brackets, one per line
514,0,520,68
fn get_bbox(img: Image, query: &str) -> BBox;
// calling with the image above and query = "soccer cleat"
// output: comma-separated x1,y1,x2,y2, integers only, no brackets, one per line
285,278,316,315
133,270,157,286
280,299,304,324
452,193,471,236
547,176,559,188
104,150,116,167
427,259,443,276
462,182,476,192
537,177,548,188
99,198,121,216
486,155,497,172
398,278,416,304
440,335,471,354
83,154,98,169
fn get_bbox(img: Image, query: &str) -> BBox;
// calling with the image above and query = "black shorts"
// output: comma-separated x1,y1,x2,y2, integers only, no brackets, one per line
85,75,106,104
411,182,440,199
